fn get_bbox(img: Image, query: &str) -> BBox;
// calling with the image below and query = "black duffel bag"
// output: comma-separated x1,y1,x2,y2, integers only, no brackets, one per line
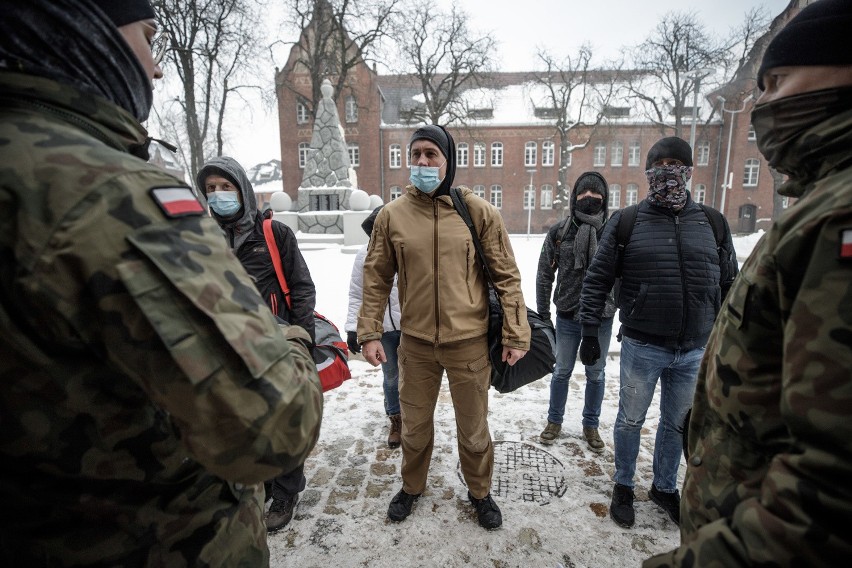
450,189,556,393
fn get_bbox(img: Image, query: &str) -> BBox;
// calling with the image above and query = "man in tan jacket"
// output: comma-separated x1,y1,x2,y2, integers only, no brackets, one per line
358,124,530,530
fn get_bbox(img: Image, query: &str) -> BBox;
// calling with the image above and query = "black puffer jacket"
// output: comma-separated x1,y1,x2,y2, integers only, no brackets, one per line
580,196,737,350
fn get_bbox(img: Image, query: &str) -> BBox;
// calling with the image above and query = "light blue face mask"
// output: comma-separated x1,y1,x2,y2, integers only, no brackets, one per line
409,165,444,193
207,191,242,216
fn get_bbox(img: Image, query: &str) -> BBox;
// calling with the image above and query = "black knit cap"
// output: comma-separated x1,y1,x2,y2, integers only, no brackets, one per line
757,0,852,90
409,124,450,160
574,171,608,198
89,0,156,27
646,136,693,169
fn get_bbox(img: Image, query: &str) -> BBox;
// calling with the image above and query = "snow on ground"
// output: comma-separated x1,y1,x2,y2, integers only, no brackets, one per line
268,232,761,568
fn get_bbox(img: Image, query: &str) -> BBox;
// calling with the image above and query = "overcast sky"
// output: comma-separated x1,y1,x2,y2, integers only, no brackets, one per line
206,0,788,172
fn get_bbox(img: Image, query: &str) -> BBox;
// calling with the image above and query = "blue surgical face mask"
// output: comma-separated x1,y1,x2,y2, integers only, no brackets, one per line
207,191,242,216
409,164,445,193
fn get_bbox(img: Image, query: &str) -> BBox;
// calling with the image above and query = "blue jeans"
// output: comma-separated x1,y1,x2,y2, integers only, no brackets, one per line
613,336,704,492
547,316,614,428
380,330,401,416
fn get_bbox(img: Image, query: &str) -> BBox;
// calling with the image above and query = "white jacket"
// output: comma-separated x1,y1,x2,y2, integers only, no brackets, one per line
346,244,400,334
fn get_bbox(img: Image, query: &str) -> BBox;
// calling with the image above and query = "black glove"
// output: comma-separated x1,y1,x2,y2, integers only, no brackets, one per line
579,336,601,366
346,331,361,354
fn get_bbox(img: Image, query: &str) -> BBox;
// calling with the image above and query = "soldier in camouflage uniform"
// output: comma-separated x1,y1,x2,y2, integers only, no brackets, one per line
646,1,852,565
0,1,323,566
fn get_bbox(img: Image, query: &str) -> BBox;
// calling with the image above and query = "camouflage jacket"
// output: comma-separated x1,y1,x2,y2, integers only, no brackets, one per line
0,72,323,566
646,107,852,566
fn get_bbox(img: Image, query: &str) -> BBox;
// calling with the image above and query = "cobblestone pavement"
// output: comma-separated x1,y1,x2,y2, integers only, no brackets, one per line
268,357,681,567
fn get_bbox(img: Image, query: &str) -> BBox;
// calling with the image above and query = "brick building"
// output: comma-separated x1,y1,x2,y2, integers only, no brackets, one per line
274,0,804,234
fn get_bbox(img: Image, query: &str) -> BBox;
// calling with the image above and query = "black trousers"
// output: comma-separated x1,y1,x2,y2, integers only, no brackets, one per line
264,463,306,500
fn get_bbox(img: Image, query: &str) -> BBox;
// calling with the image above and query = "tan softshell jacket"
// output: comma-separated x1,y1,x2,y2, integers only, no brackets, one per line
358,185,530,349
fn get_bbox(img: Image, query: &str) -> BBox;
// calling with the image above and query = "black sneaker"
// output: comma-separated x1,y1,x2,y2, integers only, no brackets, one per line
387,489,420,522
610,483,635,528
468,492,502,529
649,484,681,525
266,492,298,532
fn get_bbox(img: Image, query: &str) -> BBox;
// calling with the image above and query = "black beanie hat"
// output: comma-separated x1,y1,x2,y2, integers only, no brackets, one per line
757,0,852,90
90,0,156,27
574,171,608,198
361,205,383,237
646,137,693,169
409,124,451,161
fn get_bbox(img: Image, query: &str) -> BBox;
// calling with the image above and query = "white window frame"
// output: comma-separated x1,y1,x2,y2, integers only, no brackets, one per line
344,95,358,123
626,183,639,206
747,125,757,141
473,184,485,198
524,141,537,167
457,143,469,168
540,184,553,209
347,143,359,167
491,142,503,167
298,142,310,168
628,141,641,166
523,185,536,210
743,158,760,186
389,144,401,169
593,142,606,167
490,185,502,208
696,143,710,166
390,186,402,200
296,102,309,124
608,185,621,209
542,141,555,167
611,141,623,167
473,143,486,167
694,183,706,204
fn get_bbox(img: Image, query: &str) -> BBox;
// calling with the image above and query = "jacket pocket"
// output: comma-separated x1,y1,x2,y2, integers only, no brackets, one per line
627,282,649,318
467,352,490,373
465,241,474,304
397,242,407,305
724,273,753,330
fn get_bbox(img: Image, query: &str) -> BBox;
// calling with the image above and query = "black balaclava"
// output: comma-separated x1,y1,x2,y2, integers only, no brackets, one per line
0,0,155,122
570,171,608,269
408,124,456,197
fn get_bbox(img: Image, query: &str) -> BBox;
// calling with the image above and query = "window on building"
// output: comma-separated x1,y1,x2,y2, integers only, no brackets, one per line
540,184,553,209
611,141,623,167
743,158,760,186
525,142,537,167
298,142,310,168
603,105,631,118
628,141,641,166
534,107,560,119
564,150,572,167
473,143,486,167
542,141,555,167
694,183,706,204
523,185,536,210
626,183,639,206
296,102,309,124
696,143,710,166
473,185,485,198
781,196,790,208
457,143,469,167
390,186,402,201
593,142,606,167
344,95,358,123
491,142,503,167
747,124,756,141
469,108,493,120
389,144,401,169
347,143,359,167
609,185,621,209
490,185,502,208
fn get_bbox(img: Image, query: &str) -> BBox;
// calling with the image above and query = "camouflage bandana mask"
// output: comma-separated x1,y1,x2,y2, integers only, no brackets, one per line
644,164,692,211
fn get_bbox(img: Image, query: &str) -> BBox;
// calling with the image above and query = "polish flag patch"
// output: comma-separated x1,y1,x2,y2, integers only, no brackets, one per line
150,187,205,218
840,229,852,261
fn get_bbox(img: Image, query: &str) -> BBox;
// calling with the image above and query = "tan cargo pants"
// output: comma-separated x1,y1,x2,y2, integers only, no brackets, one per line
397,333,493,499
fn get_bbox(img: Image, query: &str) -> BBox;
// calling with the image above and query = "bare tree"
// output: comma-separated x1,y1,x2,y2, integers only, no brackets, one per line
529,46,617,217
390,4,497,125
152,0,263,178
280,0,402,117
625,11,728,138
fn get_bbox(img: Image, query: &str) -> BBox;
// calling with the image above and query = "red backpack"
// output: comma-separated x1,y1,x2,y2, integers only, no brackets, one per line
262,219,351,392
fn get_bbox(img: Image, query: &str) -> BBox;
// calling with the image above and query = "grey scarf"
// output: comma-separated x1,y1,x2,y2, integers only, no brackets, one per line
0,0,153,122
572,210,605,269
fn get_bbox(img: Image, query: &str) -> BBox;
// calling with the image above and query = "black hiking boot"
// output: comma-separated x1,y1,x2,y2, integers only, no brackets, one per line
610,483,635,528
266,492,298,532
387,489,420,522
468,492,502,529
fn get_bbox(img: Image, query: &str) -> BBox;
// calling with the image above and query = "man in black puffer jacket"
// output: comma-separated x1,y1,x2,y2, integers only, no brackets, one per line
578,137,737,530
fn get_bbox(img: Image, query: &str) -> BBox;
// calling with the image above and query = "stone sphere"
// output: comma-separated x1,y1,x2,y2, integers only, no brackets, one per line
369,194,384,209
349,189,371,211
270,191,292,212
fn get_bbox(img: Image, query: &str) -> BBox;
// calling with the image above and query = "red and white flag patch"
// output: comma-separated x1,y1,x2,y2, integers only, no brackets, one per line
150,187,205,218
840,229,852,261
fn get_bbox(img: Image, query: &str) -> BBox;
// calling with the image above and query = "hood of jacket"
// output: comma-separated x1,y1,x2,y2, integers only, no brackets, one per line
196,156,257,252
570,171,609,219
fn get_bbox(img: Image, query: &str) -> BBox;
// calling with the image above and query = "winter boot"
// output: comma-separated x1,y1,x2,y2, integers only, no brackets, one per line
583,427,605,453
539,422,561,444
387,489,420,522
610,483,635,528
266,492,298,532
468,492,502,529
649,484,681,525
387,414,402,449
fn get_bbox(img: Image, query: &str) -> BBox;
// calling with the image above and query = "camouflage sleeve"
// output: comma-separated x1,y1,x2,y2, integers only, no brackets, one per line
56,171,323,485
358,207,395,342
645,209,852,567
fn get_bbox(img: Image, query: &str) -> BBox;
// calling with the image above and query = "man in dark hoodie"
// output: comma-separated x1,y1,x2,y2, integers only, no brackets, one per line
197,156,317,532
536,172,616,452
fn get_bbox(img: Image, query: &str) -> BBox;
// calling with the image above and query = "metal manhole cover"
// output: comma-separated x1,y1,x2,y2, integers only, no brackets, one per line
457,440,567,505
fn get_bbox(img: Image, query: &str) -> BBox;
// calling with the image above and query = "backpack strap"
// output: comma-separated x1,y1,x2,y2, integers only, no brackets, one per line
615,204,639,278
262,218,292,310
549,217,573,269
697,203,726,248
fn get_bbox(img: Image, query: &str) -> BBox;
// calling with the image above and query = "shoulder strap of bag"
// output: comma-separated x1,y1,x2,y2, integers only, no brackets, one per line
615,204,639,278
549,217,573,269
449,187,495,287
697,203,726,248
262,218,292,310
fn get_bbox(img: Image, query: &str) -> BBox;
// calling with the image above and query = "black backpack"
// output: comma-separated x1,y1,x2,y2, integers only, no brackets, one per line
614,203,727,277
